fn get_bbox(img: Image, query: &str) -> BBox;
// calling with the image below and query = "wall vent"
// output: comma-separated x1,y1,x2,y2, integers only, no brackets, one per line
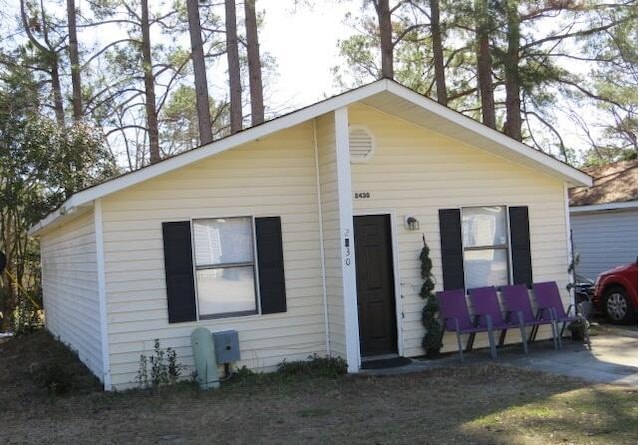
349,125,375,163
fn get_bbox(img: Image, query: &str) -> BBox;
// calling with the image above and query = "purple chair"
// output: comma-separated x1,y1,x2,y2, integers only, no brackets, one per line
468,286,529,354
437,289,497,361
501,284,559,350
532,281,591,349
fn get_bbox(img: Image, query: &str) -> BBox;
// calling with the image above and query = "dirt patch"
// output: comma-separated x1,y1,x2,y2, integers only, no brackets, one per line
0,331,636,444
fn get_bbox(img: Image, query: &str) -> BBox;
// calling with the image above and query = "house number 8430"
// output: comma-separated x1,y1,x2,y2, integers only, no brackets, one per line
354,192,371,199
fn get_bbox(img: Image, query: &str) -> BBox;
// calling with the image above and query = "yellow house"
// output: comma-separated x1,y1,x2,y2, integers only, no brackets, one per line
30,80,592,390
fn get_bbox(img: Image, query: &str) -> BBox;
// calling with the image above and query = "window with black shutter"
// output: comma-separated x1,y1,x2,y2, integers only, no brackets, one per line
162,216,287,322
438,206,533,290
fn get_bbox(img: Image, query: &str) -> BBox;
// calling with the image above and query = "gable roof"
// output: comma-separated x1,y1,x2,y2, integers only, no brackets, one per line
30,79,592,236
569,160,637,209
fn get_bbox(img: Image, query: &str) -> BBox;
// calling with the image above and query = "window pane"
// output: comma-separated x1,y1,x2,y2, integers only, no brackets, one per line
464,249,509,289
193,217,253,266
462,206,507,247
196,266,256,316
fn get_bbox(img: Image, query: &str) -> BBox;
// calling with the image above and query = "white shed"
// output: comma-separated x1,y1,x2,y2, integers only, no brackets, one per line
30,80,592,390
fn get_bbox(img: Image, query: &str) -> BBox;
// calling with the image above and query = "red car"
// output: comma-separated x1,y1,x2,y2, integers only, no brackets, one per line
593,261,638,324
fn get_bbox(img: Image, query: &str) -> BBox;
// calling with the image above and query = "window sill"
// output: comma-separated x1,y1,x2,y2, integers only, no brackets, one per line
199,310,258,321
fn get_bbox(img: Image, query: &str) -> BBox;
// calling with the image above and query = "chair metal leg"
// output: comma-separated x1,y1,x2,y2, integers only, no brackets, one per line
530,324,539,343
550,321,559,350
466,332,476,352
499,329,507,347
455,331,464,362
487,330,497,359
519,325,529,354
556,321,563,349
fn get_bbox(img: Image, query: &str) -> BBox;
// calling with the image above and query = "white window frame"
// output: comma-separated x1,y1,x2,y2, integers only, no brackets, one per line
460,205,513,290
190,215,260,320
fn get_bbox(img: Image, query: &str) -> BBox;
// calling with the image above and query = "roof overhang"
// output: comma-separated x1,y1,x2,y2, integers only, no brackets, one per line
30,79,592,236
569,201,638,214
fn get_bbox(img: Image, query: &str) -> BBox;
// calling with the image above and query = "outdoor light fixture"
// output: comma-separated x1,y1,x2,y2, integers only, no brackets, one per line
405,216,420,231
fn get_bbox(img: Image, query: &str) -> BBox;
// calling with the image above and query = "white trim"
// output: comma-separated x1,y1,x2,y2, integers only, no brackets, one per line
352,209,404,357
30,79,591,236
569,201,638,213
563,184,575,306
94,199,112,391
313,119,331,356
335,107,361,372
190,215,259,320
385,81,593,188
460,205,512,290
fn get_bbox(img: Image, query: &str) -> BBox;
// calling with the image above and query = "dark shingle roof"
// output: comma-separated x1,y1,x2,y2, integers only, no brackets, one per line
569,160,637,207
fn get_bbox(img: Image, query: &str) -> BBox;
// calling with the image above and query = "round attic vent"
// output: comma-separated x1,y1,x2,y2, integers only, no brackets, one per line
349,125,375,163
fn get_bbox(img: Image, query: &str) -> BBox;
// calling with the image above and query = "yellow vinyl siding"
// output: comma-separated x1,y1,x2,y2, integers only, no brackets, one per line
40,209,104,379
316,113,346,357
101,122,327,389
348,104,570,357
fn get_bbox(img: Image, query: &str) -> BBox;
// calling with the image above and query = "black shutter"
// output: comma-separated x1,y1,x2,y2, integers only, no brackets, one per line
162,221,197,323
509,206,533,285
438,209,465,290
255,217,287,314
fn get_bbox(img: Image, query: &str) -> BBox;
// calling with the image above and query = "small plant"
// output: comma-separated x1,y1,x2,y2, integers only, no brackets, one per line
11,296,43,337
32,361,73,395
136,353,149,388
420,237,443,357
136,339,183,389
277,354,347,378
569,319,589,341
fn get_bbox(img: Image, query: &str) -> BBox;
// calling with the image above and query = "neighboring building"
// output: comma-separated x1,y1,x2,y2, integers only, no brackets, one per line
569,160,638,280
29,80,591,390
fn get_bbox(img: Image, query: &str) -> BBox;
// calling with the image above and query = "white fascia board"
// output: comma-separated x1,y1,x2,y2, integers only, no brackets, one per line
385,81,593,187
30,81,388,236
28,198,92,236
569,201,638,213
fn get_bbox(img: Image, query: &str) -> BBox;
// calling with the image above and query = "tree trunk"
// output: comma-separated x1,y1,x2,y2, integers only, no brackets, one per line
67,0,82,121
504,0,522,141
141,0,160,163
430,0,447,105
375,0,394,79
50,58,66,127
20,0,65,127
244,0,264,126
475,0,496,129
225,0,243,134
187,0,213,145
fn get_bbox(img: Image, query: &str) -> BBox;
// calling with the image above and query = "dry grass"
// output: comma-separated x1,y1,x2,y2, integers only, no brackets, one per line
0,331,636,444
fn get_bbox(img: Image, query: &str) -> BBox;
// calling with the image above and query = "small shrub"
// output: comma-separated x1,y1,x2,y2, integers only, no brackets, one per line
227,365,261,386
136,339,183,389
135,353,149,388
32,361,73,395
11,296,43,337
277,354,347,378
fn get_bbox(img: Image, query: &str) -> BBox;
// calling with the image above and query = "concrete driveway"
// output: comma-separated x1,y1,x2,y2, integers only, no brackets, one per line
501,325,637,387
368,325,638,387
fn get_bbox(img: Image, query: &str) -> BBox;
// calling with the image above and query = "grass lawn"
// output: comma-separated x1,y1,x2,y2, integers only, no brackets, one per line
0,331,636,444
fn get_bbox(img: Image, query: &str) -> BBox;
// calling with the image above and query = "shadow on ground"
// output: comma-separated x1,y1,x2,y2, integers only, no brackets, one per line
0,331,636,444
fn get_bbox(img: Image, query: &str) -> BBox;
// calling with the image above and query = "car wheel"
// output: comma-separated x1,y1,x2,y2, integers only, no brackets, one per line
604,286,633,324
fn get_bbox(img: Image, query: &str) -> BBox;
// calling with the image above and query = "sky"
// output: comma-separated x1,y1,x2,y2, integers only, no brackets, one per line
244,1,361,112
3,0,617,162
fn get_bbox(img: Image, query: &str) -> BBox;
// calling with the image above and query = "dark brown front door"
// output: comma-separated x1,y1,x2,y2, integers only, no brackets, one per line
354,214,398,357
